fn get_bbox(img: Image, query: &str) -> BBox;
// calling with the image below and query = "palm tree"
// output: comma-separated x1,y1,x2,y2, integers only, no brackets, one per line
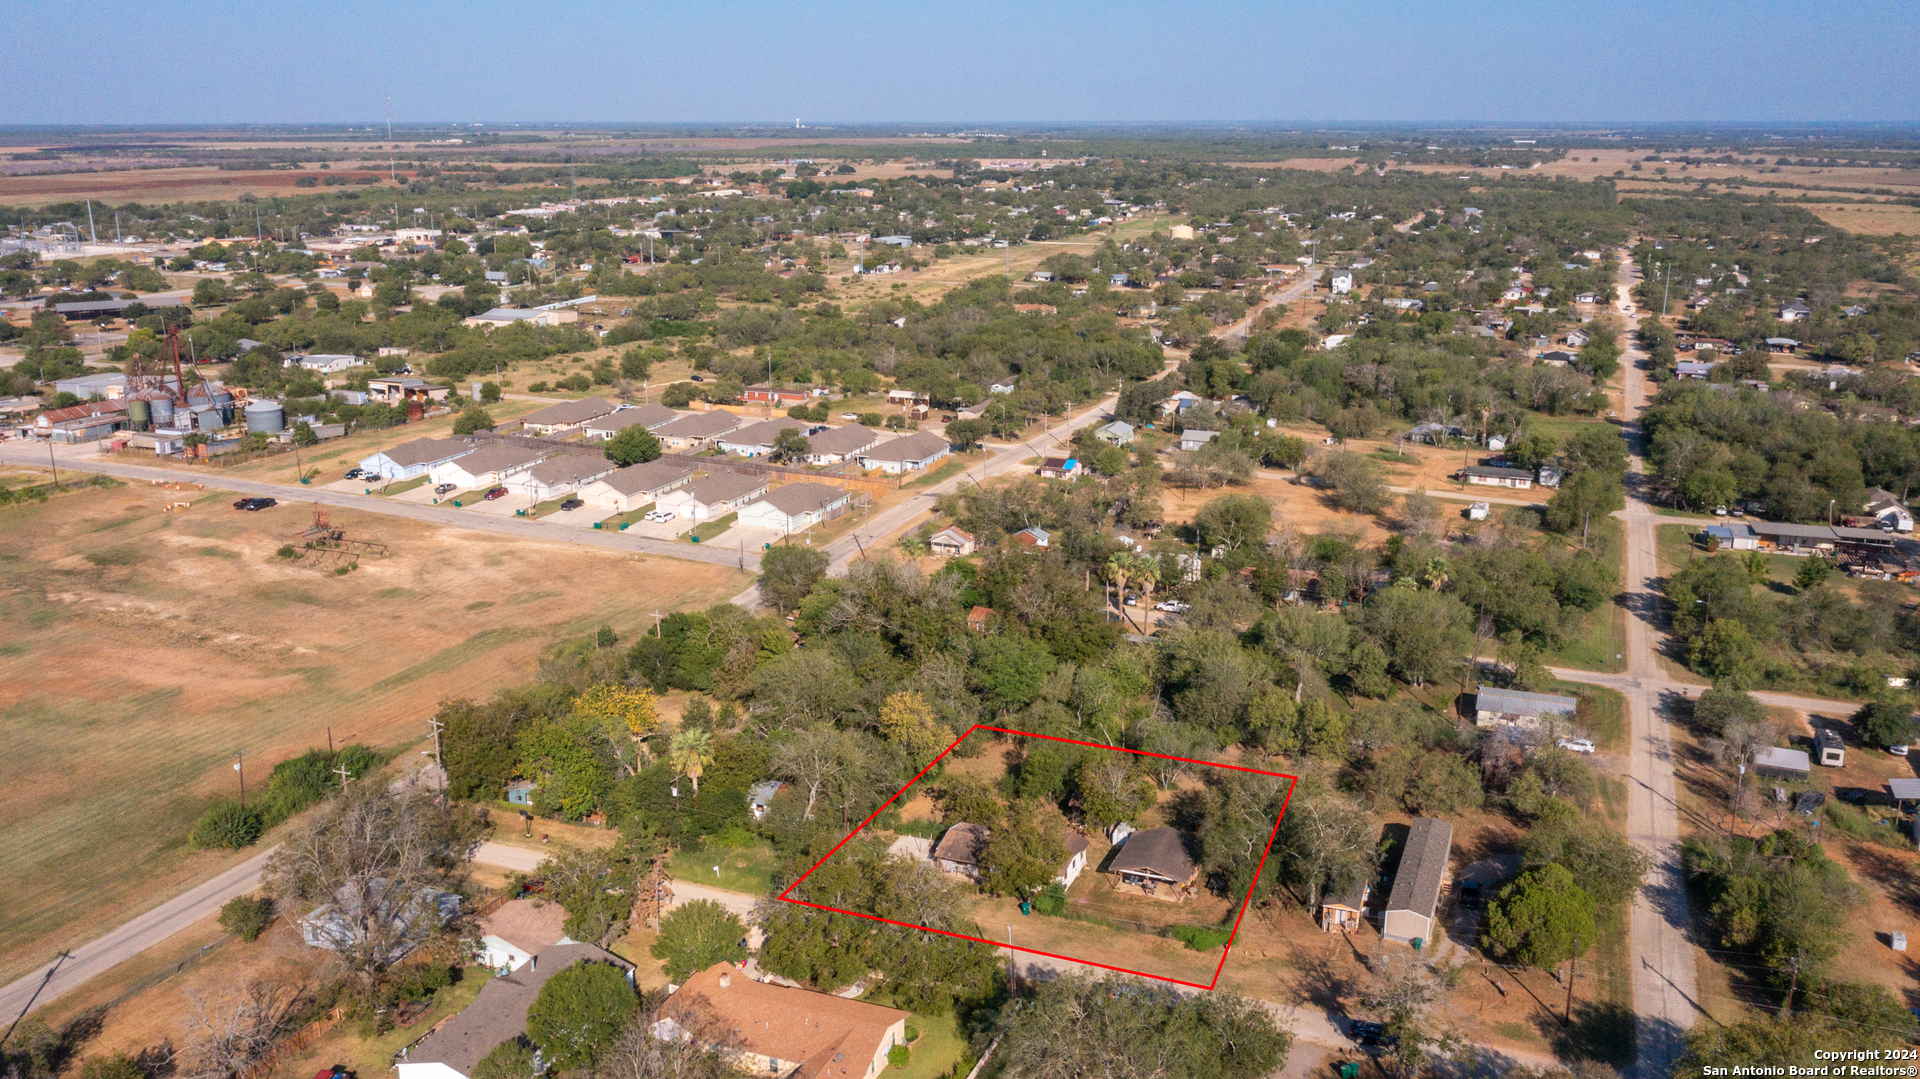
1134,555,1162,631
669,728,715,795
1106,551,1141,617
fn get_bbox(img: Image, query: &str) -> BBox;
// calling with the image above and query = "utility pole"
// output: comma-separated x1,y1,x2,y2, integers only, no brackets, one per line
233,750,246,807
327,726,334,754
47,439,59,489
334,764,352,790
1564,936,1579,1026
428,715,445,787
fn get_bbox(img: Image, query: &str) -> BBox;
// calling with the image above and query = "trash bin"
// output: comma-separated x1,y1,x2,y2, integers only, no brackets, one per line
593,521,602,529
452,500,462,507
1339,1063,1360,1079
618,521,629,530
300,477,311,485
1020,901,1031,916
691,534,701,543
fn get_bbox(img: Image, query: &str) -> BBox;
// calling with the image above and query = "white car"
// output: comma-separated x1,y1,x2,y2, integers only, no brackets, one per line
1155,600,1191,613
840,412,860,420
1890,743,1911,757
1557,738,1596,755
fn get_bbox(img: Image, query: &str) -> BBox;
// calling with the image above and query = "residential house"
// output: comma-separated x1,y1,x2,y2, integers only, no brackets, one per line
737,482,852,535
582,403,680,440
885,388,925,407
1161,390,1202,414
1815,728,1845,768
32,399,130,442
575,460,695,513
360,437,474,481
928,526,976,557
520,396,618,436
650,963,908,1079
462,307,580,330
743,385,813,407
1178,430,1219,452
366,377,450,404
1842,304,1869,318
1575,292,1600,304
1057,832,1091,889
988,375,1018,395
1537,350,1577,367
1486,434,1508,452
748,781,785,821
1460,465,1533,489
1535,464,1562,488
857,430,952,475
1037,456,1082,480
1327,267,1354,294
967,605,993,633
1381,297,1424,312
1863,487,1914,532
1702,523,1760,550
476,898,574,974
655,471,772,519
1676,360,1716,379
718,417,811,457
1381,818,1452,945
506,453,618,502
428,443,549,490
1779,300,1813,322
1564,329,1591,348
296,353,362,373
1012,526,1050,549
1109,827,1199,900
1473,684,1578,730
653,411,743,451
800,424,883,465
301,880,461,963
398,944,632,1079
933,823,991,880
1094,420,1135,446
1320,879,1370,933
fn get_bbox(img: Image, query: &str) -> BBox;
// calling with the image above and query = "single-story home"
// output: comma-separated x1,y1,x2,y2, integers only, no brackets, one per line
1677,361,1715,379
1161,390,1202,414
1702,523,1759,550
300,879,461,964
1057,831,1091,889
929,526,976,557
429,443,549,490
1461,465,1534,489
1381,817,1452,946
748,781,785,821
1779,300,1812,322
858,430,952,474
743,384,813,407
1564,329,1591,348
653,410,742,451
656,471,772,519
799,424,883,465
1109,828,1199,900
1095,420,1135,446
1863,487,1914,533
366,377,451,404
506,453,619,502
1537,350,1577,367
476,897,575,974
1320,878,1371,933
398,944,631,1079
296,353,362,373
462,307,580,330
520,397,618,436
575,460,696,513
737,482,852,535
1473,684,1579,730
967,605,993,632
582,403,680,439
650,963,907,1079
1038,456,1082,480
1178,430,1219,452
1013,526,1050,549
933,823,992,880
360,437,475,481
719,417,811,457
989,375,1018,395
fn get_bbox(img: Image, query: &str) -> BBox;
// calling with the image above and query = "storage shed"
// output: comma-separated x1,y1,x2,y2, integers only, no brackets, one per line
1753,746,1811,780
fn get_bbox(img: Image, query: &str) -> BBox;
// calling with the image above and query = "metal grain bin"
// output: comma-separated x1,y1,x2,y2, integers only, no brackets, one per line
128,398,151,432
244,400,284,434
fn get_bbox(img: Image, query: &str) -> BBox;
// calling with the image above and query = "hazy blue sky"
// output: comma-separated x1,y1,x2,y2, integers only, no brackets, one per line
5,0,1915,125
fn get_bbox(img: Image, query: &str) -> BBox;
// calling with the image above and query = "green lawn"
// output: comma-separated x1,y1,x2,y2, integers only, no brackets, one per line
668,839,778,896
688,512,736,543
274,966,489,1079
599,502,657,530
1542,597,1627,674
1549,682,1627,753
905,455,972,488
375,475,430,497
888,1013,970,1079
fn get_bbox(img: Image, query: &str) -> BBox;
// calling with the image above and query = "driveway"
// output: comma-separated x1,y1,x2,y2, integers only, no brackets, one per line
392,482,453,506
464,490,534,517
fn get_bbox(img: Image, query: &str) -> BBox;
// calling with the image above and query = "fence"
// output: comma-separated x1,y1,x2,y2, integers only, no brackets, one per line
235,1007,345,1079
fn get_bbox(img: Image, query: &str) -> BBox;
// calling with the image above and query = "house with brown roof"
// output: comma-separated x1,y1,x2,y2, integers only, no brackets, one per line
738,482,852,535
428,443,549,490
800,424,884,465
476,897,574,973
656,470,773,519
652,962,908,1079
719,417,813,457
576,460,696,513
933,823,992,880
582,403,680,440
929,526,975,557
653,410,743,450
506,453,619,502
397,944,632,1079
519,396,617,435
1108,827,1198,900
856,430,951,475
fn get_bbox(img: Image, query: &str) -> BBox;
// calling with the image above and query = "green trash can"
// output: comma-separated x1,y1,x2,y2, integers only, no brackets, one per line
1020,901,1031,916
618,521,629,530
593,521,602,529
1339,1062,1360,1079
452,500,462,507
691,534,701,544
300,477,311,485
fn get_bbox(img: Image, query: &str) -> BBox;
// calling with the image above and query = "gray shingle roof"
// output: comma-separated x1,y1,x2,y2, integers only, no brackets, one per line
376,437,473,468
654,411,742,439
684,470,768,506
1112,827,1196,883
525,453,617,487
860,430,951,464
1383,817,1452,920
803,424,883,457
404,944,631,1076
1474,684,1578,718
520,396,616,427
752,482,849,517
587,403,679,433
595,460,694,497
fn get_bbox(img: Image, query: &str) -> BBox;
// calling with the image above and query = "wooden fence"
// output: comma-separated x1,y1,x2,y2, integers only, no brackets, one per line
235,1006,346,1079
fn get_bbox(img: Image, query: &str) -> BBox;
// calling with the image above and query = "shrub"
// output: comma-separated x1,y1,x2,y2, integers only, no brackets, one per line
1032,882,1067,917
559,374,591,392
218,895,273,941
275,544,300,560
1168,924,1233,951
190,800,265,849
887,1045,910,1068
528,381,550,393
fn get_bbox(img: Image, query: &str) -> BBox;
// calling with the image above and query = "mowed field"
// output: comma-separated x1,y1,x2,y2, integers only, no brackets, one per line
0,478,749,984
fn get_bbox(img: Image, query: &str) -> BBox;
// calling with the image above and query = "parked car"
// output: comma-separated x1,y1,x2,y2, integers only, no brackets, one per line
1349,1021,1396,1049
840,412,859,420
560,498,583,511
232,497,277,511
344,467,364,479
1557,738,1596,754
483,486,509,500
1155,600,1191,613
1891,743,1911,757
689,374,705,382
434,483,456,495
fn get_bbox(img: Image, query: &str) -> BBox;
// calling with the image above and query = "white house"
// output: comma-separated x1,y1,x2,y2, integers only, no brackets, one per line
1864,487,1914,533
1461,465,1534,489
1178,429,1219,452
737,482,852,536
1564,329,1591,348
506,454,618,502
296,353,361,374
655,471,771,519
652,411,742,451
717,417,811,457
1779,300,1813,322
1057,832,1091,889
988,375,1018,395
799,424,883,465
360,437,474,480
429,443,548,489
858,430,952,474
1327,267,1354,294
582,403,680,440
576,460,695,513
519,397,617,436
1095,420,1135,446
476,898,574,974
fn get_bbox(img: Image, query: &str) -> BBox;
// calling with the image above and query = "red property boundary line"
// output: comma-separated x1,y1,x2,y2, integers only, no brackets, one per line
775,724,1299,991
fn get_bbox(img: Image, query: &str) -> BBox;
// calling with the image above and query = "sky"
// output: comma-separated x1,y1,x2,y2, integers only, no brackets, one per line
4,0,1916,126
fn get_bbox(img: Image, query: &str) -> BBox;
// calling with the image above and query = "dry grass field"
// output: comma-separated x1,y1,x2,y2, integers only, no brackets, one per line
0,478,749,985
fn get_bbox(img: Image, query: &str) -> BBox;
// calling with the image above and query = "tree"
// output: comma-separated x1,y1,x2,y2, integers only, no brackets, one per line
758,545,829,613
977,807,1068,898
670,728,716,794
574,684,661,776
605,425,662,466
650,899,747,980
217,895,273,942
1310,450,1391,513
1354,585,1472,687
945,416,989,450
771,427,811,463
452,405,495,435
1692,686,1765,737
1543,470,1623,541
1484,863,1596,969
1690,618,1760,685
537,829,666,945
1193,493,1272,551
525,959,636,1076
1852,700,1918,751
1273,778,1376,910
878,691,954,767
993,972,1291,1079
471,1038,539,1079
1793,557,1833,592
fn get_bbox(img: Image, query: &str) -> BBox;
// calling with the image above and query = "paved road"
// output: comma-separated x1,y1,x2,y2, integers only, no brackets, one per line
0,445,757,571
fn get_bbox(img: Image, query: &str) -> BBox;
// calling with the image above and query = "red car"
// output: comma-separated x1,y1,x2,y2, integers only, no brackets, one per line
483,486,509,500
